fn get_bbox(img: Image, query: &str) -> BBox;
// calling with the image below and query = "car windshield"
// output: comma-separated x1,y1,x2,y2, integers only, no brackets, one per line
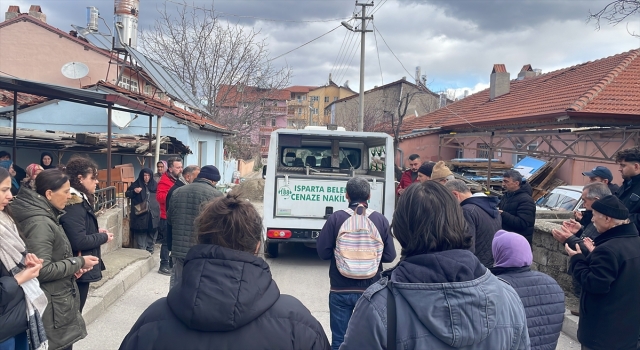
280,146,361,169
537,189,581,211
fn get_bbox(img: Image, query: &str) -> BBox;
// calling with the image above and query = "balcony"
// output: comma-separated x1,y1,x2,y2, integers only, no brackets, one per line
287,100,308,107
262,106,287,114
259,126,282,134
260,146,269,156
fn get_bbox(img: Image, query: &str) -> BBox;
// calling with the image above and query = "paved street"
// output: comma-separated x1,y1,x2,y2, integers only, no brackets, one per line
76,242,581,349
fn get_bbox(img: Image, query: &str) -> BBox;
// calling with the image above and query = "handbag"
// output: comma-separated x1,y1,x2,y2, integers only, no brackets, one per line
134,187,149,215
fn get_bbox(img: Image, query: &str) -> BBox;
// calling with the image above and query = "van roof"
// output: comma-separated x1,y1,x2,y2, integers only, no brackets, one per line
274,128,392,139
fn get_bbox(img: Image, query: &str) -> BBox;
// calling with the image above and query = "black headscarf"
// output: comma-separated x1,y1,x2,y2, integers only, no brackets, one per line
133,168,157,192
40,152,56,169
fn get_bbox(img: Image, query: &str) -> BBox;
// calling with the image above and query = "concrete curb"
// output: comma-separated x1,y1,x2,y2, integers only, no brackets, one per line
82,254,157,325
562,309,579,342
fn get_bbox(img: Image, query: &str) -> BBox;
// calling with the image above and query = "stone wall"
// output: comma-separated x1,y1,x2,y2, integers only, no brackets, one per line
531,219,573,295
97,207,124,255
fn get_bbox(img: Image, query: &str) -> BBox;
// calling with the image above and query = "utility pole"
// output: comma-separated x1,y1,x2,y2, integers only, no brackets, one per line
342,2,373,132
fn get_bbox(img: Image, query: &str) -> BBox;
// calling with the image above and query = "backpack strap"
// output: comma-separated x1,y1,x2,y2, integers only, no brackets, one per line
387,280,397,350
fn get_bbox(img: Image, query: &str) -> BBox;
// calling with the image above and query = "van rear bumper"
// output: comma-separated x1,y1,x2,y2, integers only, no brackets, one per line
266,228,321,244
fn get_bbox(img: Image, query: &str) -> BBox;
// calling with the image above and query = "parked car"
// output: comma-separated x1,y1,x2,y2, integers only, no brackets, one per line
536,185,584,212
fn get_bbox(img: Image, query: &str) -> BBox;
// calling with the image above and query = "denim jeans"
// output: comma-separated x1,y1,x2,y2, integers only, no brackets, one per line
0,331,28,350
157,219,170,266
329,292,362,350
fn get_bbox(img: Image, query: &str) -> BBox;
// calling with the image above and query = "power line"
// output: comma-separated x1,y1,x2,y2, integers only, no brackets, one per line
372,24,384,86
370,0,388,16
372,22,414,79
269,24,342,61
165,0,352,23
332,30,357,81
335,34,361,85
330,24,357,78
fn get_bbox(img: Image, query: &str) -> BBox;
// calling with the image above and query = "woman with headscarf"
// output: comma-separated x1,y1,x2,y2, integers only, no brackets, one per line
126,168,160,253
490,230,565,350
39,153,55,170
0,167,48,350
340,181,530,350
22,164,44,191
10,169,100,350
59,156,113,312
0,161,20,196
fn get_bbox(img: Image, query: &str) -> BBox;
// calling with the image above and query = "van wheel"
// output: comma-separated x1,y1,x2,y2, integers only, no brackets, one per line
266,243,279,258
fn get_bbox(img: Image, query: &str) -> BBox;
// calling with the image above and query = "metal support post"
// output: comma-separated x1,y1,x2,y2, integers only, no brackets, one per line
148,115,153,168
154,115,162,167
107,105,113,187
12,91,17,162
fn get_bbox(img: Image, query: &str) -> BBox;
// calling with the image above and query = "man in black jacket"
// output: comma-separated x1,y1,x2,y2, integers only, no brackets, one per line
445,179,501,268
498,170,536,244
316,177,396,350
566,195,640,350
614,147,640,230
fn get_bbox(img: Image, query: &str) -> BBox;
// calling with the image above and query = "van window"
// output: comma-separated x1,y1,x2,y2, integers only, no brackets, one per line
280,146,361,169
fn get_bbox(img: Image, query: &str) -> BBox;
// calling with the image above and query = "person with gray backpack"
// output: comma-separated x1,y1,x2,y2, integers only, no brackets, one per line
317,177,396,350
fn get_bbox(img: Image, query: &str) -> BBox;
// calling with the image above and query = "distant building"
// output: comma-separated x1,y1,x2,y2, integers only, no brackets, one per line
325,77,441,132
286,78,356,128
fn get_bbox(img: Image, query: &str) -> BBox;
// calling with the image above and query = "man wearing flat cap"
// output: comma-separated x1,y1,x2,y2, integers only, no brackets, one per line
565,195,640,350
167,165,223,288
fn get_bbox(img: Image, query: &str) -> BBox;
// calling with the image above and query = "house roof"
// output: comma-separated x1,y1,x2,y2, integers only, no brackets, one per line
0,13,112,59
0,89,48,109
285,86,318,94
216,85,290,107
88,81,230,134
325,78,439,109
401,48,640,135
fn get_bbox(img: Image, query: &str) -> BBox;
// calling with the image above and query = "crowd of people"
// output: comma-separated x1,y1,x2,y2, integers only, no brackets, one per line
1,147,640,350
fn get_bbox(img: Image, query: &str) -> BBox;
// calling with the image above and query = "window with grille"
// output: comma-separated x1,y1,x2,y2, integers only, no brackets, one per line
130,80,139,93
310,96,319,102
118,77,130,90
324,96,329,103
271,118,276,126
261,138,266,146
477,143,489,159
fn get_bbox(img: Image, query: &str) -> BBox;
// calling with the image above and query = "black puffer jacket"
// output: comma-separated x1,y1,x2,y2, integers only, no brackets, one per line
490,266,565,350
59,190,108,283
168,179,223,259
461,195,501,268
119,244,330,350
0,261,27,343
165,180,186,252
615,173,640,230
570,223,640,350
499,182,536,240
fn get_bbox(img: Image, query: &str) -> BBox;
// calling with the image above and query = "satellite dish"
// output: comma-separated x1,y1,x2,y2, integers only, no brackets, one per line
61,62,89,79
111,109,133,129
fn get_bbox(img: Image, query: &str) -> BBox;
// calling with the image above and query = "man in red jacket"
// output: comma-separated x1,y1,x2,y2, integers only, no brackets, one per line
156,157,183,275
396,154,421,196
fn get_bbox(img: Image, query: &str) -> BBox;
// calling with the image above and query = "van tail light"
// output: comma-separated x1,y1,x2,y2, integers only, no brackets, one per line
267,229,292,239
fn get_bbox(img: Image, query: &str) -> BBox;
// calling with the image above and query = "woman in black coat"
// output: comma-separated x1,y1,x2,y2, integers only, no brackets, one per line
59,156,113,311
125,168,160,253
119,193,330,350
490,230,565,350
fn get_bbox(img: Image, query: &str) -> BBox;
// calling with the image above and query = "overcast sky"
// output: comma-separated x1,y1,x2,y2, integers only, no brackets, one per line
2,0,639,96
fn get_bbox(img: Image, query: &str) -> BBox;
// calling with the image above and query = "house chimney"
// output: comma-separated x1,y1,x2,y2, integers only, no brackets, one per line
28,5,45,23
517,64,536,80
5,5,20,21
489,64,510,100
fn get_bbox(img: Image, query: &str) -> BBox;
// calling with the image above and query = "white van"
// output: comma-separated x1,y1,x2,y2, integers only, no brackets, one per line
262,127,395,257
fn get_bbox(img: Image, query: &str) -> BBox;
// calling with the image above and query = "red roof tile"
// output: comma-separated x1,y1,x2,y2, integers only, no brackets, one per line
216,84,290,107
402,49,640,134
285,86,318,93
0,89,48,108
88,82,228,132
492,64,507,73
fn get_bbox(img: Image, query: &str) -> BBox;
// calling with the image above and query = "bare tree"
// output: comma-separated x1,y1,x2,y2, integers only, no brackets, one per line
589,0,640,36
140,2,291,158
